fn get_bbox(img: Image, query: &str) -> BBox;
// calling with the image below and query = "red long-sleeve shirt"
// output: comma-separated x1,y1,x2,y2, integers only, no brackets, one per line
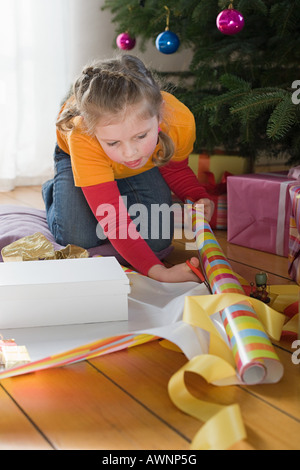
82,159,210,275
159,158,209,202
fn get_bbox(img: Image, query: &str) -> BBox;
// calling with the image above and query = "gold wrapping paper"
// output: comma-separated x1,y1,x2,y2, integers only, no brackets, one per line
1,232,89,262
54,244,89,260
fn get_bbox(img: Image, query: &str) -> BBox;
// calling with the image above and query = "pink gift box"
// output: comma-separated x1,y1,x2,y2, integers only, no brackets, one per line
227,172,297,257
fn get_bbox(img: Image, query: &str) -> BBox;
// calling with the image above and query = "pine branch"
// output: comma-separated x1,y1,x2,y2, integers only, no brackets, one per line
267,95,298,140
198,90,252,111
219,74,251,91
237,0,268,16
270,0,300,37
229,91,285,120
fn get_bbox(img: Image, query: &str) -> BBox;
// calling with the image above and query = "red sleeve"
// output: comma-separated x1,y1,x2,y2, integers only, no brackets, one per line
82,181,163,275
159,158,210,202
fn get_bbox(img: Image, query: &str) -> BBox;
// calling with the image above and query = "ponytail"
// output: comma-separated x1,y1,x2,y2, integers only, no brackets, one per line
153,130,175,167
56,95,80,133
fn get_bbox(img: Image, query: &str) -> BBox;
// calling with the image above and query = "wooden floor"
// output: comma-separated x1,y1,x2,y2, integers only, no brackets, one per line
0,186,299,450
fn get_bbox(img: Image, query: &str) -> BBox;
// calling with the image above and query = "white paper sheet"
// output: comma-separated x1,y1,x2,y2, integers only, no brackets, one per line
0,275,210,368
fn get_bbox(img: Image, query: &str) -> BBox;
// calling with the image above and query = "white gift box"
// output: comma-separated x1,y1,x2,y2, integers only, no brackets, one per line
0,257,130,328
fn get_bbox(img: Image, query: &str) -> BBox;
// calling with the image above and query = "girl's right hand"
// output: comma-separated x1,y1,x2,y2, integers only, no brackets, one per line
147,257,201,283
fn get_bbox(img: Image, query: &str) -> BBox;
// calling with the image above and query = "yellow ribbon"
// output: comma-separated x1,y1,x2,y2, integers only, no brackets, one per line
283,313,299,335
167,286,299,450
168,355,245,450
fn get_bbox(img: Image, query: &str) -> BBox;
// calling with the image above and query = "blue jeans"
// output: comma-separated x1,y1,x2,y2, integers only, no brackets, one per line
42,145,174,251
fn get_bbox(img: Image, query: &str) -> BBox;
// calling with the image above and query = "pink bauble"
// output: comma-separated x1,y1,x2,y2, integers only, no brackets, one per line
216,8,245,35
116,32,136,50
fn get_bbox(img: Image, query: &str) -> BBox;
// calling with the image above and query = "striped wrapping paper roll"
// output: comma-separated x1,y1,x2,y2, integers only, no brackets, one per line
189,203,282,384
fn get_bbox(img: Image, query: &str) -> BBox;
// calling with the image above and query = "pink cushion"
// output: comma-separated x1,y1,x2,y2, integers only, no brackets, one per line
0,205,173,265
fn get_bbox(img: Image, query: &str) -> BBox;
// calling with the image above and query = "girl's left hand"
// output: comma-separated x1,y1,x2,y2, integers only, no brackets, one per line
193,198,215,222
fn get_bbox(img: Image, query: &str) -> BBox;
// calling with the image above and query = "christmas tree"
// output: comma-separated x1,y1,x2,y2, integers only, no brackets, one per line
103,0,300,164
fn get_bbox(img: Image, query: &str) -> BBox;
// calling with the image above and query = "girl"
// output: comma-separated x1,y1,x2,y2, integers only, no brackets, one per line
42,55,214,283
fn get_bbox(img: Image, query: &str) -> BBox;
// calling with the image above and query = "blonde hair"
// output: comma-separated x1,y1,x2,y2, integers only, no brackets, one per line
56,55,174,166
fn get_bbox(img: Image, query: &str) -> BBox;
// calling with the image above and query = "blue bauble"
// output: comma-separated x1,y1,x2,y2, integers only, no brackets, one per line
155,30,180,54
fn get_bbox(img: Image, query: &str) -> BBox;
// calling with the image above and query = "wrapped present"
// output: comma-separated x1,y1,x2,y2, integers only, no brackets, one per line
188,153,250,230
201,171,229,230
0,337,31,369
288,184,300,284
0,346,31,369
188,152,251,184
227,172,299,257
213,193,227,230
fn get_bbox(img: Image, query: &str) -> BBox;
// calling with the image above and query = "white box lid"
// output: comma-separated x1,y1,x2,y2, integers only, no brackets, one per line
0,256,130,287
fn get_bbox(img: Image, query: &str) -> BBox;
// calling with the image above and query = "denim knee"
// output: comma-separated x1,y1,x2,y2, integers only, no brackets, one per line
146,237,173,253
42,149,102,249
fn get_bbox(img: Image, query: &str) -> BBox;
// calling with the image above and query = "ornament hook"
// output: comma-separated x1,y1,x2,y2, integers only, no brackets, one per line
164,5,170,31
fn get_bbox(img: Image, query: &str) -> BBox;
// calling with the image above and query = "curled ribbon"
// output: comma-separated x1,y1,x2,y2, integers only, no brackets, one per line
166,286,299,450
168,355,246,450
167,202,299,450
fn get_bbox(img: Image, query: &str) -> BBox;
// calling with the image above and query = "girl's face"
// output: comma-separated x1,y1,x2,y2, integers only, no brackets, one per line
94,103,160,170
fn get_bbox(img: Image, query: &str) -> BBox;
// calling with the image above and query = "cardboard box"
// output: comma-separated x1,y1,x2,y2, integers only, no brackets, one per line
0,257,130,328
227,173,295,257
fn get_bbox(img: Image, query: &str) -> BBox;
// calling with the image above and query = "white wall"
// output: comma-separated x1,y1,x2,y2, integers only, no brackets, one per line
68,0,193,82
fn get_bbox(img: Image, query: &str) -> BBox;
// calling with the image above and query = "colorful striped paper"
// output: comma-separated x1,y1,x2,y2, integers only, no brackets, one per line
288,184,300,284
189,203,282,384
215,194,227,230
0,333,157,380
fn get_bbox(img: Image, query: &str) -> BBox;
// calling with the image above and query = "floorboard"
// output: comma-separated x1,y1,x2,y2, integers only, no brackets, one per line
0,186,299,450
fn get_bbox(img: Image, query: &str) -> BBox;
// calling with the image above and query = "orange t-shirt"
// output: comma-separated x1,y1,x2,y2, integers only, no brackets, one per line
56,92,196,188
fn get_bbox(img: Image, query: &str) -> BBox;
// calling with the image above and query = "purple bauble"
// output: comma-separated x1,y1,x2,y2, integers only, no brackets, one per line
116,32,136,50
216,8,245,35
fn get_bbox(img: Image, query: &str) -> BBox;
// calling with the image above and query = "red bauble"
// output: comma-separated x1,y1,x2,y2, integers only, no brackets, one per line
216,8,245,35
116,32,136,50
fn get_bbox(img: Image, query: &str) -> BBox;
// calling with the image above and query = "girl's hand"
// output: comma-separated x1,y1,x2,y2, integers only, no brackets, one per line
148,257,201,283
193,198,215,222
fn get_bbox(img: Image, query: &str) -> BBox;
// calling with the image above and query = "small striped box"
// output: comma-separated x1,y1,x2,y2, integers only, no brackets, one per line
288,184,300,284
